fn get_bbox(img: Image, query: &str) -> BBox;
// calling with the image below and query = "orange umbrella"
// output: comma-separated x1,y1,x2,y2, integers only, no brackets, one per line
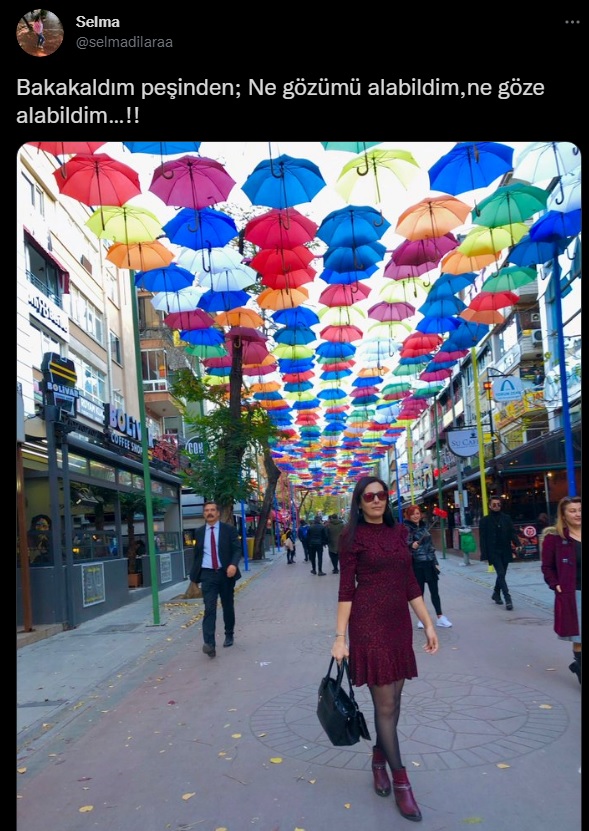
460,308,505,325
257,286,309,310
395,195,471,241
106,241,174,271
215,307,264,328
440,248,500,275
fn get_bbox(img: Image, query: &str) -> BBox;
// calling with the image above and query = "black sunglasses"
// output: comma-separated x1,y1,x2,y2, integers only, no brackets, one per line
362,490,388,503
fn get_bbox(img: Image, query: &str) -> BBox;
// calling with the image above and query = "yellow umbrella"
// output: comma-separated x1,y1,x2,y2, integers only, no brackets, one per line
335,149,420,204
440,248,500,275
457,223,528,256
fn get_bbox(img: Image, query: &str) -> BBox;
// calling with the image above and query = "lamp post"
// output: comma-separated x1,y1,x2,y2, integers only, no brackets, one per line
433,398,446,560
482,380,497,474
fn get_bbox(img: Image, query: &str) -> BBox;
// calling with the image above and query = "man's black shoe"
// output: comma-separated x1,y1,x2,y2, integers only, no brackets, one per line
332,569,339,574
310,569,316,574
318,571,326,576
492,591,503,605
223,635,234,647
505,598,514,610
202,643,216,658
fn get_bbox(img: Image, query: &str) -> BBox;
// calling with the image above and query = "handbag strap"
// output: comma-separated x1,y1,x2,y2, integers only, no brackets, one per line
327,656,357,704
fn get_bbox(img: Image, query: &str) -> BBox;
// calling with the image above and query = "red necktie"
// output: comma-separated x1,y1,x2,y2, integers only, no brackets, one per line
210,526,219,570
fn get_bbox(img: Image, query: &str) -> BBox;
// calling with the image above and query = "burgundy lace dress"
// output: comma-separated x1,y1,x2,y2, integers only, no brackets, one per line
338,522,423,687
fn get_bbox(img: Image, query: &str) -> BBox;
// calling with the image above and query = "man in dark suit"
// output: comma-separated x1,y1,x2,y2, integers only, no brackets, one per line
189,500,242,658
479,496,522,610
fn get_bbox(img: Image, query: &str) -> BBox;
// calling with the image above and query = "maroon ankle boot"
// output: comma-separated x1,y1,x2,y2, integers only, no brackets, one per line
392,767,422,822
371,745,391,796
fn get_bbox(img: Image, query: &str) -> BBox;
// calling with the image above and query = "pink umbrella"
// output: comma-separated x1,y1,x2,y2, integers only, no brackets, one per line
419,368,453,382
367,300,416,321
319,282,372,306
320,324,364,342
244,208,318,248
149,155,236,209
383,258,438,280
164,309,215,330
391,233,459,266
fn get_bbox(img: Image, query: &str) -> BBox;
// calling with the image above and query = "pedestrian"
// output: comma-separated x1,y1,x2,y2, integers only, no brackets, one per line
298,519,310,561
540,495,582,684
307,515,328,575
189,500,242,658
32,14,45,49
478,496,522,610
403,504,452,628
325,513,344,574
282,526,296,564
331,476,438,822
27,514,51,564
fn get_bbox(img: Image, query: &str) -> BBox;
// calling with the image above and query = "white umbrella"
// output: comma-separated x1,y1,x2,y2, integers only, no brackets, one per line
151,286,205,313
512,141,580,185
546,165,581,213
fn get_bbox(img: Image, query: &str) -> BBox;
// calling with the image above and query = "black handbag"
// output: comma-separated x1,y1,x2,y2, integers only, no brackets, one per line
317,657,371,746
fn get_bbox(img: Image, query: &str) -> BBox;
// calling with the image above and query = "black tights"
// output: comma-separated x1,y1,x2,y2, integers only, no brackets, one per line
369,680,405,771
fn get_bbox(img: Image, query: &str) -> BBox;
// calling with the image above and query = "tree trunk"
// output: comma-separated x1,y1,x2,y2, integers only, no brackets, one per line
254,449,281,558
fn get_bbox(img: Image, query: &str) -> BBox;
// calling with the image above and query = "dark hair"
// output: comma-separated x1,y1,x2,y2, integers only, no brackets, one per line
342,476,394,547
31,514,51,529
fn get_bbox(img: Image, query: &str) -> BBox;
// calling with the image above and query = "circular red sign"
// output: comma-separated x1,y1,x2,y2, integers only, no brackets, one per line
522,525,536,538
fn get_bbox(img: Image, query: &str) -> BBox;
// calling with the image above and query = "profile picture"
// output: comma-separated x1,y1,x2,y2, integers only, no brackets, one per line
16,10,64,56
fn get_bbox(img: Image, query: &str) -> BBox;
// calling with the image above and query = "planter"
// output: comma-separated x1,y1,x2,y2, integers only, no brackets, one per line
128,573,142,588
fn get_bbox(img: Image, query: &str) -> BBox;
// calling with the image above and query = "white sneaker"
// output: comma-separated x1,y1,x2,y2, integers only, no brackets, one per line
437,615,452,628
417,620,424,629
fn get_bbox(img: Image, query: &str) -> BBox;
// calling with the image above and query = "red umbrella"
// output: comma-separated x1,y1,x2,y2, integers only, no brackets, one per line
224,327,267,344
320,324,364,342
261,268,316,289
432,348,468,362
53,153,141,206
244,208,318,248
250,245,315,274
402,333,444,351
149,155,236,209
467,290,519,311
164,308,215,330
319,282,371,306
419,368,453,382
28,141,106,156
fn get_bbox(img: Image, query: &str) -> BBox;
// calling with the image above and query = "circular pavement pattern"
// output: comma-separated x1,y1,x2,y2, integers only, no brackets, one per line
250,672,568,772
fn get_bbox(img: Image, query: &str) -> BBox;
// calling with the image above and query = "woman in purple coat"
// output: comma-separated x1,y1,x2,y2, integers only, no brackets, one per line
541,496,582,683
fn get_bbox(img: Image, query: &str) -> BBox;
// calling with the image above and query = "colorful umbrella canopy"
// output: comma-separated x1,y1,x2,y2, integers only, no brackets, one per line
123,141,202,155
367,301,416,321
163,308,215,330
529,209,581,242
444,321,489,349
418,296,467,316
416,315,461,334
323,241,387,272
439,248,500,275
151,286,205,313
134,263,194,292
215,308,264,328
86,205,163,242
319,282,372,306
506,234,569,266
481,265,537,293
271,306,320,327
460,308,505,325
250,244,315,275
243,208,318,248
180,328,225,346
28,141,106,155
106,241,174,271
472,183,548,226
427,141,514,195
467,290,519,311
149,155,236,209
197,289,251,313
395,195,471,240
317,205,391,246
512,141,580,185
391,234,458,266
242,154,326,208
319,264,379,285
257,286,309,310
335,149,420,203
546,166,580,213
161,207,238,250
457,223,528,256
53,153,141,206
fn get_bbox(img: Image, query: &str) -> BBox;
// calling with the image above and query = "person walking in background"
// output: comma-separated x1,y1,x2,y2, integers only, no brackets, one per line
332,476,438,822
298,519,310,561
325,513,345,574
479,496,522,610
189,500,242,658
403,504,452,628
541,496,582,684
282,526,296,564
307,515,328,575
27,514,52,564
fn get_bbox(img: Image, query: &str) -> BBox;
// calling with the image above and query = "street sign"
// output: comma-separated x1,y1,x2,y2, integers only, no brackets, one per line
492,376,523,402
185,437,204,455
522,524,537,538
446,428,479,457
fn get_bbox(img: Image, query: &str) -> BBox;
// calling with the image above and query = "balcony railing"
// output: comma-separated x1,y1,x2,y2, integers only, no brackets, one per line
27,270,62,308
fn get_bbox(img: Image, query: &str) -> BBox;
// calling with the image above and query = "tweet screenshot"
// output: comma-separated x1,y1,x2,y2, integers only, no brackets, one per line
16,7,582,831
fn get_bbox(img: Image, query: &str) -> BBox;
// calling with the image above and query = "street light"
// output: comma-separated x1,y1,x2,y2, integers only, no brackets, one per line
482,380,497,468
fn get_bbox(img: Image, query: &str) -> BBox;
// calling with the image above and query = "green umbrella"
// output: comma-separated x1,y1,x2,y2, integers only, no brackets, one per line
472,183,548,228
481,265,537,293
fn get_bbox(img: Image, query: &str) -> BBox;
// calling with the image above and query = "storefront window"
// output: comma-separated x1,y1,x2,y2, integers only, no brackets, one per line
89,459,116,481
118,470,132,487
69,453,89,475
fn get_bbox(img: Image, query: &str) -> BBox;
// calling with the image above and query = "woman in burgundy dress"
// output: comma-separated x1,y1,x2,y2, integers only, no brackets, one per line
331,476,438,822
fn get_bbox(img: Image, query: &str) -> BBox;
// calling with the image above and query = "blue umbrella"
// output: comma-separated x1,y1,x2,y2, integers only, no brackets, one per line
123,141,201,155
319,264,378,285
323,241,386,272
197,289,251,312
320,369,353,381
432,271,477,293
416,315,461,334
271,307,320,327
179,327,224,346
134,263,194,292
444,321,489,349
274,327,316,345
529,209,581,242
318,388,347,400
315,342,356,360
507,234,569,267
283,381,313,392
418,296,467,317
162,207,238,250
428,141,514,195
242,154,327,208
278,359,315,373
317,205,391,246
